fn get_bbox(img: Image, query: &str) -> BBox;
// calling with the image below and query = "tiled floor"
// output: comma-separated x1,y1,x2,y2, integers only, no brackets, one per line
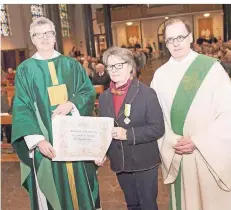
1,58,170,210
1,161,169,210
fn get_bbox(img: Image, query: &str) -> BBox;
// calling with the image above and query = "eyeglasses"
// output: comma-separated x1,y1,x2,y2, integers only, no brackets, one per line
106,62,127,72
32,31,55,39
165,33,190,44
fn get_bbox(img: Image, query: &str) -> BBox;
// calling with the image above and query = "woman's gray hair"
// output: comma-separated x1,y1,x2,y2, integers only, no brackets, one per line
102,46,136,74
29,17,56,38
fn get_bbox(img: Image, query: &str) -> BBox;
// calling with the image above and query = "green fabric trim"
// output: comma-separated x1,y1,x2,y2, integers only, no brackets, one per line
22,167,40,210
92,173,99,204
170,54,216,210
20,162,31,185
34,102,62,210
171,55,217,134
169,190,173,210
174,165,182,210
37,158,62,210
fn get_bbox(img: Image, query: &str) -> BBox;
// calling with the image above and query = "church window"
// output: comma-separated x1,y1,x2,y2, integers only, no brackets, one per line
59,4,70,37
0,4,11,36
31,4,44,21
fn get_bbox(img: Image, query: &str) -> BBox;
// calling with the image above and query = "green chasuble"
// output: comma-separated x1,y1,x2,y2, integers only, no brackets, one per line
169,54,216,210
12,55,99,210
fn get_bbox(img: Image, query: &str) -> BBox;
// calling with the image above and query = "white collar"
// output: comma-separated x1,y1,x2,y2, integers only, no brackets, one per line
32,50,61,60
169,49,198,65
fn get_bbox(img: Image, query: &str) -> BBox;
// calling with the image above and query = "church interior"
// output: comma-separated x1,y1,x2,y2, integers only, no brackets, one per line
1,4,231,210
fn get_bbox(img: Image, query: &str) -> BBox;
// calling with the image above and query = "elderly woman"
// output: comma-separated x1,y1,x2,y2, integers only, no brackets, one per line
97,46,165,210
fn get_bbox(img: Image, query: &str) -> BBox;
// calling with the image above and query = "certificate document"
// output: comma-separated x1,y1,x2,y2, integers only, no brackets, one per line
52,116,114,161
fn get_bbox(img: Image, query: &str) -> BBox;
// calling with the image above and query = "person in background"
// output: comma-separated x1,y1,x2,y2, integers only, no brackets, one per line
69,46,76,57
90,57,98,73
146,42,153,60
91,62,97,74
69,46,81,57
96,57,102,64
1,70,7,87
83,60,94,80
127,43,133,48
133,48,142,78
75,47,81,57
87,56,93,69
196,36,206,45
121,44,126,48
99,49,107,63
76,56,82,64
91,57,98,63
134,41,141,49
208,34,218,44
139,49,147,71
92,63,111,90
6,68,15,86
221,49,231,77
1,89,12,144
1,70,7,81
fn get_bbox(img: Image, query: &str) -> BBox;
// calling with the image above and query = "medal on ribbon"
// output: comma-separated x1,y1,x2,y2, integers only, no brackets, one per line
124,104,131,124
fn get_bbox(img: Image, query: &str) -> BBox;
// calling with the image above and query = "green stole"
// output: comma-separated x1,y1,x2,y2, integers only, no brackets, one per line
169,54,216,210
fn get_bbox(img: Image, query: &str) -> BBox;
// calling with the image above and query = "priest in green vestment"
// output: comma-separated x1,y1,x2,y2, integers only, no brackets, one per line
11,17,101,210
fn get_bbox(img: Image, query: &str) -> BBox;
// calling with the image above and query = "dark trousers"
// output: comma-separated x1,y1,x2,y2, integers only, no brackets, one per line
116,167,158,210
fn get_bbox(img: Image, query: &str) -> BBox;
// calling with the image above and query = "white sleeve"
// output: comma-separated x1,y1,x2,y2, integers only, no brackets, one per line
71,103,80,116
24,135,45,150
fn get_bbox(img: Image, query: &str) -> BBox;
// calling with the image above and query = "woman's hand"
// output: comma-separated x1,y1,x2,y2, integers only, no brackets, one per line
112,127,127,140
95,156,107,166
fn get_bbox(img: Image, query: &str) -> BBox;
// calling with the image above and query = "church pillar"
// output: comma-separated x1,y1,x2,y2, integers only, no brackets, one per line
82,5,96,57
103,4,113,48
44,4,64,54
223,4,231,42
112,25,118,46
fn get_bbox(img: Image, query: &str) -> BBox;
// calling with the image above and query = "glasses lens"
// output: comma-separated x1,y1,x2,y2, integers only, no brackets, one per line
47,31,55,37
114,63,123,69
36,33,44,39
166,38,173,44
177,36,184,42
107,65,112,71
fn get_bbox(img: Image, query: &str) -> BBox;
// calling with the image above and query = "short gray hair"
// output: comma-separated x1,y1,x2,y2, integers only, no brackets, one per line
29,17,56,38
103,46,136,74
